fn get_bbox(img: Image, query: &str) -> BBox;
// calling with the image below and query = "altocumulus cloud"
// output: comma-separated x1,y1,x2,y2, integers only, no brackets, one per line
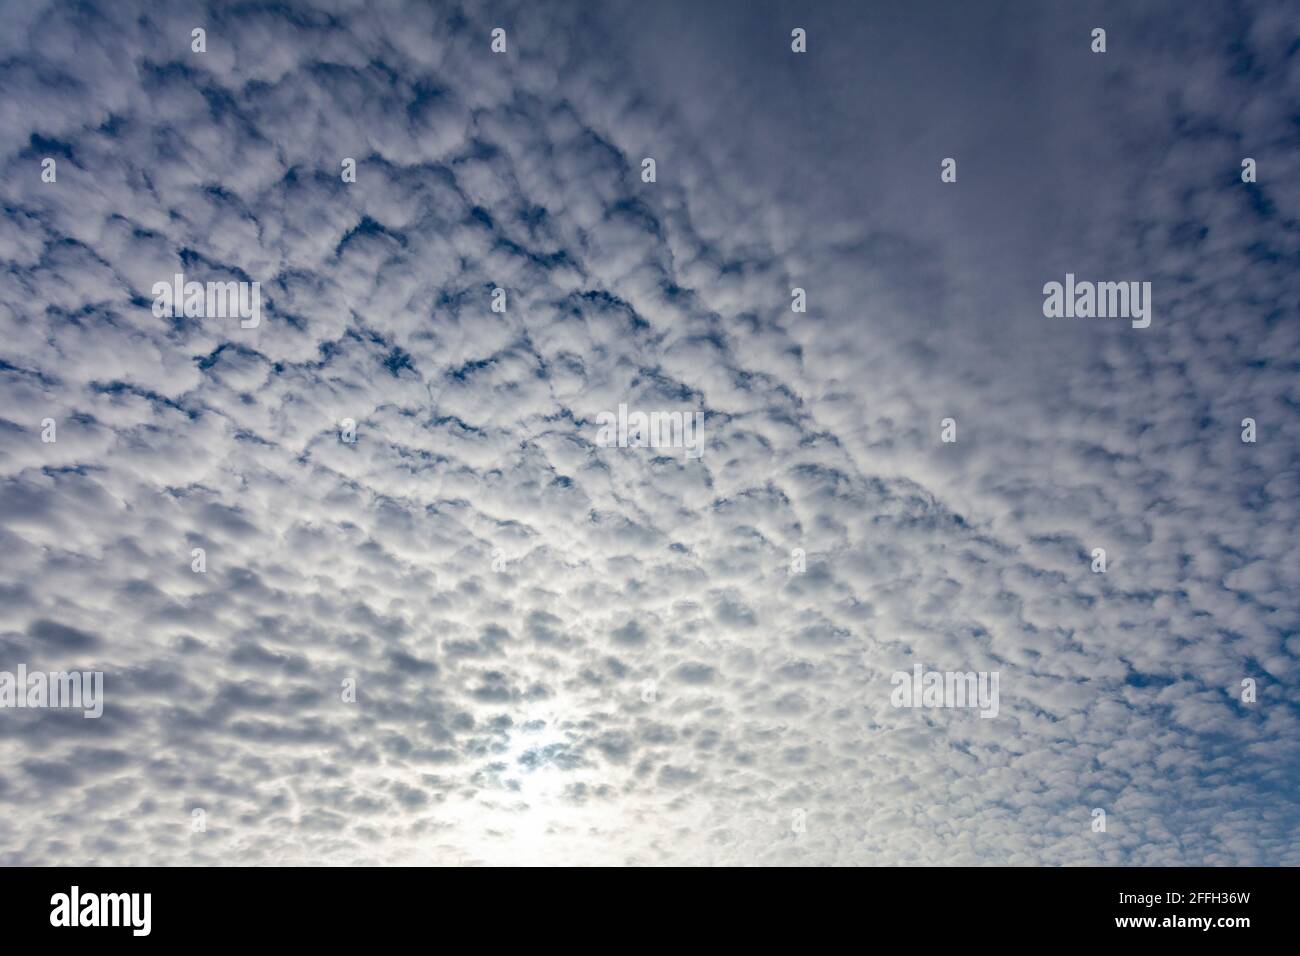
0,0,1297,865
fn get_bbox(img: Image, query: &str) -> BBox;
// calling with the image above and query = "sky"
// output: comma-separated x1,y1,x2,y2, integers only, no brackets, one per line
0,0,1297,866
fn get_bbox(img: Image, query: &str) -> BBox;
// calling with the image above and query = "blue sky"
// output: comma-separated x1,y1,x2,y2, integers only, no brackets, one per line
0,0,1296,865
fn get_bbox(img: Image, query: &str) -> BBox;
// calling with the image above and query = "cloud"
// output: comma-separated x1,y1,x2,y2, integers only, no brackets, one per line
0,0,1295,866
